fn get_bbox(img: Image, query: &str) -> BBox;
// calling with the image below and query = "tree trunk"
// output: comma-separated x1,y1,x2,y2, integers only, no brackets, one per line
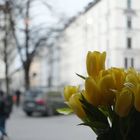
5,59,10,95
24,0,31,91
4,45,10,95
3,4,10,95
24,62,31,90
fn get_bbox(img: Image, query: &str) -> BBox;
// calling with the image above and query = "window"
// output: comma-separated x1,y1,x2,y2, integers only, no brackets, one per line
131,58,134,67
127,17,132,29
127,37,132,49
127,0,131,9
124,57,128,68
124,57,134,68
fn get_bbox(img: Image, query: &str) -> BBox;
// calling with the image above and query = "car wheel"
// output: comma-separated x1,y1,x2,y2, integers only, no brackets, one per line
26,111,33,116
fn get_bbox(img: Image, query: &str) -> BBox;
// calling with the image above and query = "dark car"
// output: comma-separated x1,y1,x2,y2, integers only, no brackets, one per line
22,89,66,116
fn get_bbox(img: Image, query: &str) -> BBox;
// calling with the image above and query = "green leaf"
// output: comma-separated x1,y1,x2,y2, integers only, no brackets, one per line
92,121,109,130
80,96,109,125
79,96,111,136
97,131,112,140
80,121,109,129
76,73,86,80
56,108,73,115
99,106,113,123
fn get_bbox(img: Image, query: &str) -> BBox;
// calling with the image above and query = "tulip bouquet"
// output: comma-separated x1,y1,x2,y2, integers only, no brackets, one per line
58,51,140,140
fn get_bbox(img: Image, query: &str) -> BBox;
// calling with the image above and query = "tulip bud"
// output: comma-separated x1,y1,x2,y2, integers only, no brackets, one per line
86,51,106,78
69,93,86,119
99,74,115,105
126,73,138,87
64,86,79,102
85,77,101,106
109,68,126,91
115,88,133,117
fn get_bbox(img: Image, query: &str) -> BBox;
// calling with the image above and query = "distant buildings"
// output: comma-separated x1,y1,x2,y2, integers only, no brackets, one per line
29,47,49,88
29,44,61,90
57,0,140,86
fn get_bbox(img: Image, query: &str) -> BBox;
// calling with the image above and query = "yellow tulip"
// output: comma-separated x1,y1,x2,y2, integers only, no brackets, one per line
99,74,115,105
85,77,101,106
109,68,126,91
86,51,106,78
125,69,140,94
137,72,140,81
69,93,86,119
99,69,110,79
126,73,139,87
127,68,137,75
115,88,133,117
64,86,79,102
134,84,140,112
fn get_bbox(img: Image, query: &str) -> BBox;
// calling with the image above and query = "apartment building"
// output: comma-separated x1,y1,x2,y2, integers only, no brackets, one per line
58,0,140,86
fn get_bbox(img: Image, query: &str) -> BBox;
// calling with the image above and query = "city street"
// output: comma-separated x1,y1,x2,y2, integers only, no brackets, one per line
7,108,96,140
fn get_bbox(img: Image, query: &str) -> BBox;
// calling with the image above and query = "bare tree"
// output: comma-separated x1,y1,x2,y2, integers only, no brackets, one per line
9,0,66,90
0,1,15,95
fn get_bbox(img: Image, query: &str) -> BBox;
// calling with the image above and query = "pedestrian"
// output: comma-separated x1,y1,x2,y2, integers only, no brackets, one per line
0,90,7,136
15,90,21,107
0,90,13,140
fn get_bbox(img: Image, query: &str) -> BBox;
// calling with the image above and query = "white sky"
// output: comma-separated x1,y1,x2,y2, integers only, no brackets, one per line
49,0,93,17
31,0,93,27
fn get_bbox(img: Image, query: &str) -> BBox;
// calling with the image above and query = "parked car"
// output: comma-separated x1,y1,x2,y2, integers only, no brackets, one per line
22,89,66,116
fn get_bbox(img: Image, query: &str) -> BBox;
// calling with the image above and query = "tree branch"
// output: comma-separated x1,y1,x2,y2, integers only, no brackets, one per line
9,4,25,64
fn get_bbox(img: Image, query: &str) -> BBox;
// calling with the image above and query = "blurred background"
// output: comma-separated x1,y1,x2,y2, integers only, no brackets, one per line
0,0,140,139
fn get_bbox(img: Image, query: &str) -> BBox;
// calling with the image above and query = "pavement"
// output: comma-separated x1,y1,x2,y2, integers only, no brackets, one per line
6,107,96,140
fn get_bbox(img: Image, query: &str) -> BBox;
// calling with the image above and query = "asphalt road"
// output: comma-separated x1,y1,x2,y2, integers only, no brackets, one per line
7,107,96,140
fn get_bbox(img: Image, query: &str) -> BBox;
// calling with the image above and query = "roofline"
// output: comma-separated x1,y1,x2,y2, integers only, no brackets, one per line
63,0,101,30
84,0,101,13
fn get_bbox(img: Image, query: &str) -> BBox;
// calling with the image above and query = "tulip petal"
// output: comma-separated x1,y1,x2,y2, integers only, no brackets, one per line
85,77,101,106
115,88,133,117
64,86,79,102
99,52,106,71
69,93,86,119
110,68,126,90
99,74,115,105
86,51,106,78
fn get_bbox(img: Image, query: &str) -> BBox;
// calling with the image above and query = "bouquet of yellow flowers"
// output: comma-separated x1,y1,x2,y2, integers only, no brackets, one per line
58,51,140,140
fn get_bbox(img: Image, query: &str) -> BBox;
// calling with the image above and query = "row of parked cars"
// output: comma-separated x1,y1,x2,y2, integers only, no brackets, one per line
22,88,66,116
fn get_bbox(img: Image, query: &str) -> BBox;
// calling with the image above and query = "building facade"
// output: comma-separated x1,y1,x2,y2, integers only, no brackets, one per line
29,44,61,90
58,0,140,86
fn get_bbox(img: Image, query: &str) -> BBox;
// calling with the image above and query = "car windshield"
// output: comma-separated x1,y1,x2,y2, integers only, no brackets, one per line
25,90,43,98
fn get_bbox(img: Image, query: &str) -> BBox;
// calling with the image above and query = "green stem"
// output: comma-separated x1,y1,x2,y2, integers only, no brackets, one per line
119,115,132,140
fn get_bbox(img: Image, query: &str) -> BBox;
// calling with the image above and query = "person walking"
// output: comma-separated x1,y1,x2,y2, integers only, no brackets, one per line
15,90,21,107
0,90,7,136
0,90,13,139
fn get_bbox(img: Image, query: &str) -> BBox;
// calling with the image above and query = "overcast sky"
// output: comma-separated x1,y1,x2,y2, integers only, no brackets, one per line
31,0,93,27
50,0,93,17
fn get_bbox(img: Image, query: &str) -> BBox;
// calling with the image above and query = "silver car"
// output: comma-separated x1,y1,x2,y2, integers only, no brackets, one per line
22,89,66,116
